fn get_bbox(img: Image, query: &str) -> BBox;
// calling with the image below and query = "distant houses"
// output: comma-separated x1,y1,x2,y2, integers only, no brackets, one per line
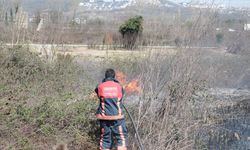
244,24,250,31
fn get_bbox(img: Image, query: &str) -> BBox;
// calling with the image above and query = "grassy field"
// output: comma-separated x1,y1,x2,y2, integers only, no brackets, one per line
1,44,250,149
0,46,99,149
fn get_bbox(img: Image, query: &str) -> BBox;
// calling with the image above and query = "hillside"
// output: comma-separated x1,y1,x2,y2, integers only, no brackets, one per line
21,0,183,13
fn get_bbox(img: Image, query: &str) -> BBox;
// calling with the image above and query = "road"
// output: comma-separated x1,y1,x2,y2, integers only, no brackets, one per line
3,43,220,58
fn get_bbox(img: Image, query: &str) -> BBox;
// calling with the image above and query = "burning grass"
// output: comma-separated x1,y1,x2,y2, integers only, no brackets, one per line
107,49,250,150
116,71,142,94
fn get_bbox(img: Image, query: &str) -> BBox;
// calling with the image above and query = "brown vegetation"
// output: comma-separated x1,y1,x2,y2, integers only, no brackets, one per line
0,1,249,53
0,1,250,150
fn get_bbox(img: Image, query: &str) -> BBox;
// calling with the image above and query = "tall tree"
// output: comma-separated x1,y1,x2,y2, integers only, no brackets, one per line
5,11,8,25
15,4,19,14
119,16,143,49
10,8,13,23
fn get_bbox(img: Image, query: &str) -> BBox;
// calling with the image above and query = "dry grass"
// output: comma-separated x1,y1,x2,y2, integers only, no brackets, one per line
0,46,98,149
98,47,250,150
1,43,250,149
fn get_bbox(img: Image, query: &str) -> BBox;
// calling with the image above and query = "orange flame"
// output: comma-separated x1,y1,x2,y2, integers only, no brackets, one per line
116,71,142,94
125,79,142,93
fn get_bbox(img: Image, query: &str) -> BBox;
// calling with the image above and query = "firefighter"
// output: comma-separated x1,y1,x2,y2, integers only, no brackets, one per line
95,69,128,150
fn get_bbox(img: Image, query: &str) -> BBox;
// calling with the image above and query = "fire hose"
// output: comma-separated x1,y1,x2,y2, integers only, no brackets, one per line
122,103,144,150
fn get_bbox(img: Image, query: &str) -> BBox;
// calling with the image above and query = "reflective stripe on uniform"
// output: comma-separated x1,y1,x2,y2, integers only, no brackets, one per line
117,146,127,150
117,97,122,115
101,98,105,115
100,128,104,150
96,114,124,120
118,125,126,147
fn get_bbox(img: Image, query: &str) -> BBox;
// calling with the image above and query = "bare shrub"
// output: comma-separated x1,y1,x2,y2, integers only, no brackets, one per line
134,51,208,150
102,49,212,149
100,45,250,149
225,31,250,55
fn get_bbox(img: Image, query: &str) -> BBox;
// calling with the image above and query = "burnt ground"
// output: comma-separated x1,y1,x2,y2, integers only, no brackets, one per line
195,92,250,150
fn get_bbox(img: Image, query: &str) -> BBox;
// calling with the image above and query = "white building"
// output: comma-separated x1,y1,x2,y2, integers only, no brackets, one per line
228,28,236,32
79,2,84,6
244,24,250,31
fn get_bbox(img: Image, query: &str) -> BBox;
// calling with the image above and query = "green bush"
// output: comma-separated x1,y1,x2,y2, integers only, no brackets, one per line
119,16,143,49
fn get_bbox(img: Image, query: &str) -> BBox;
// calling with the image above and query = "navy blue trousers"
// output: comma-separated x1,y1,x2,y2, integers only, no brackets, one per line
99,119,128,150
